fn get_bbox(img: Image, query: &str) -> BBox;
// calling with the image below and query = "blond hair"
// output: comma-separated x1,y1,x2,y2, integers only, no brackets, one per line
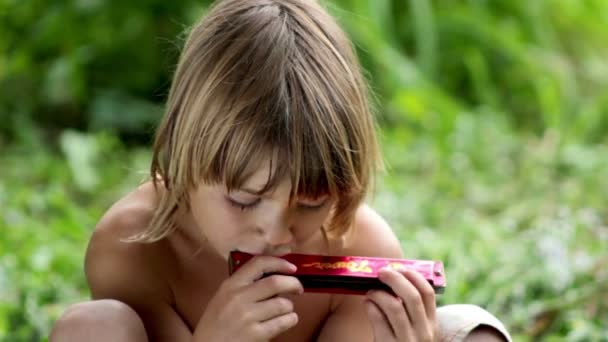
131,0,381,242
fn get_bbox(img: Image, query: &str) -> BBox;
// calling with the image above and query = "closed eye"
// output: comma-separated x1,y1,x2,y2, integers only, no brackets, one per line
297,198,328,210
227,196,261,211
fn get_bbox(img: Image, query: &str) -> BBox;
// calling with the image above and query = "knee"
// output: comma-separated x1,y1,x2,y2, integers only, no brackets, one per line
50,299,147,342
437,304,511,342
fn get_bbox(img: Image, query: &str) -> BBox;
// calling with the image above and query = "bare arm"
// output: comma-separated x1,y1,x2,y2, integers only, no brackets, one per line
85,209,192,342
317,205,404,341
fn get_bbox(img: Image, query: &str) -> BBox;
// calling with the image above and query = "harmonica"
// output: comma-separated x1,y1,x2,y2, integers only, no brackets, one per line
228,251,446,295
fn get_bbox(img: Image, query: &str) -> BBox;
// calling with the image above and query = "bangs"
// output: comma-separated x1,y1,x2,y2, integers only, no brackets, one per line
201,88,344,201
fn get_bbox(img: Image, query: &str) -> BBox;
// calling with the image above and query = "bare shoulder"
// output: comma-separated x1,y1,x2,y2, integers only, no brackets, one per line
85,182,174,303
338,203,403,259
84,182,192,340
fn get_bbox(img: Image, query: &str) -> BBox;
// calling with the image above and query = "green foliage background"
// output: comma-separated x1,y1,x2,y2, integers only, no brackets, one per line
1,0,607,341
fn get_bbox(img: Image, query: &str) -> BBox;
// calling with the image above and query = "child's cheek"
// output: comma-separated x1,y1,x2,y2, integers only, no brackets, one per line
293,211,332,242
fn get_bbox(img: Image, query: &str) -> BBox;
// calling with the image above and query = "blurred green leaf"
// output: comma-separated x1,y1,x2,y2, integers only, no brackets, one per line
60,130,99,191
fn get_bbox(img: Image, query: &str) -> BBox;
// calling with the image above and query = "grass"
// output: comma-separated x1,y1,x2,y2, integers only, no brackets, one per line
1,116,606,341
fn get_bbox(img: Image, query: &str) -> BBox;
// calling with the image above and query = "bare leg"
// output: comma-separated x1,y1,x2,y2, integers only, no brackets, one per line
49,299,148,342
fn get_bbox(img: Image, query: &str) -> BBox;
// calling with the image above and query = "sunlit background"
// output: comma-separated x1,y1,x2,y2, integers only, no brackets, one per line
1,0,607,341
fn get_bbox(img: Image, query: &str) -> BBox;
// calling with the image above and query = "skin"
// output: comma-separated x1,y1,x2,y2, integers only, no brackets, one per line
77,160,505,341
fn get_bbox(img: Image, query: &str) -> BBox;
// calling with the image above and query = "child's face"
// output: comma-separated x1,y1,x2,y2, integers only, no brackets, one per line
187,161,334,260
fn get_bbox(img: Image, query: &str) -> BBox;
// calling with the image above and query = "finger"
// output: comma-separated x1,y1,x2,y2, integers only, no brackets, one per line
230,255,297,285
247,274,304,301
377,269,427,333
367,290,410,338
256,312,299,340
249,295,295,322
365,299,395,341
401,269,437,322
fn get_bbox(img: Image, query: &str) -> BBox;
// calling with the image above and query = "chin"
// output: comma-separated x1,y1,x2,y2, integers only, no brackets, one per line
214,246,237,261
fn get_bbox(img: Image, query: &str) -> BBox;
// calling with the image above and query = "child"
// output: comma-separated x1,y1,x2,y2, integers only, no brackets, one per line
50,0,511,341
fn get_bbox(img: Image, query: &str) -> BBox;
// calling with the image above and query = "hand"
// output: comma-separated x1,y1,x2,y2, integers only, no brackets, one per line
193,256,304,342
365,268,438,342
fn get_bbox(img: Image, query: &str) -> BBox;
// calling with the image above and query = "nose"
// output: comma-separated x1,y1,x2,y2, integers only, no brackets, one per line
259,195,295,251
259,210,294,249
264,224,294,247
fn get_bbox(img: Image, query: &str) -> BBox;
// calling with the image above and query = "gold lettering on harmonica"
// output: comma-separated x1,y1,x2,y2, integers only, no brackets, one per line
301,260,373,273
387,262,408,272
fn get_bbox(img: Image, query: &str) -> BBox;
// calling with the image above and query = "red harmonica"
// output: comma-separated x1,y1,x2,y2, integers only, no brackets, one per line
228,251,446,295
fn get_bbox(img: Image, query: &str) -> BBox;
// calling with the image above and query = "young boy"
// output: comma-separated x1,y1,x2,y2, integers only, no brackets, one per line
50,0,511,341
